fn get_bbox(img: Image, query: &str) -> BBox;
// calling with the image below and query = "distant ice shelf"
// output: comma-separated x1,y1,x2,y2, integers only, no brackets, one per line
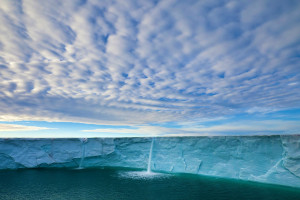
0,136,299,188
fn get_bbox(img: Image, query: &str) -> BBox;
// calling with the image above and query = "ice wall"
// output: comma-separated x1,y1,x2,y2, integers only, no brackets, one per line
0,136,299,188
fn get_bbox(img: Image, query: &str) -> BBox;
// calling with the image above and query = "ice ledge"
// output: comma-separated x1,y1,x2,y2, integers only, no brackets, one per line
0,136,299,188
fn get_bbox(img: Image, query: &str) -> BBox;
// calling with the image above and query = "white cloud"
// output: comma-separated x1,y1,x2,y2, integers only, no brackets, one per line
82,126,168,136
0,0,299,128
82,119,300,136
186,120,300,134
0,123,51,132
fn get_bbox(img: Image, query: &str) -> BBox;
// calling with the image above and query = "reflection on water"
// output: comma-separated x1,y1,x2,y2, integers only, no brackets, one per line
117,170,171,180
0,168,299,200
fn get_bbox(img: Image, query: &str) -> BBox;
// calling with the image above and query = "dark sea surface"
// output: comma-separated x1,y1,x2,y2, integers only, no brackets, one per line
0,168,299,200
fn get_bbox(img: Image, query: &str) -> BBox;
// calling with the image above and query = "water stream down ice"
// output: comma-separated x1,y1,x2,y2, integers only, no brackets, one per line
118,138,169,179
79,138,87,169
147,138,154,173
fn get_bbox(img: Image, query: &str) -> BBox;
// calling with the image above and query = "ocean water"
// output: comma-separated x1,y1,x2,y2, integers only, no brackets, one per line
0,168,299,200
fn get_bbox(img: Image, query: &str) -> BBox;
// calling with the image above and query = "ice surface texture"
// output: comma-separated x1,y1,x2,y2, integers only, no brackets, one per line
0,136,299,188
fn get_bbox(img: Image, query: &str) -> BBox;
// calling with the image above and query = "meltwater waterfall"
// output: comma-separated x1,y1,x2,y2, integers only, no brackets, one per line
147,138,154,173
79,138,87,169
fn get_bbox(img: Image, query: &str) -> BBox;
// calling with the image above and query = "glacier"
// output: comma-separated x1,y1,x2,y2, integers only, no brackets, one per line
0,135,299,188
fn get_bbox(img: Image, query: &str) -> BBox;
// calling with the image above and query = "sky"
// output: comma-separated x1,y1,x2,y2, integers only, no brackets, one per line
0,0,300,137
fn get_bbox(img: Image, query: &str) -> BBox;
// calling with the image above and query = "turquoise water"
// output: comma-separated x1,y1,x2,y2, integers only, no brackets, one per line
0,168,299,200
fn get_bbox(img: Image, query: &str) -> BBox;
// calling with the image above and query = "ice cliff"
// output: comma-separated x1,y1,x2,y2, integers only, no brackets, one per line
0,136,299,188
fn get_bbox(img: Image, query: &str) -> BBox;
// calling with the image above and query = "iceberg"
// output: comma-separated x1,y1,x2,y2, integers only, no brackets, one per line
0,135,299,188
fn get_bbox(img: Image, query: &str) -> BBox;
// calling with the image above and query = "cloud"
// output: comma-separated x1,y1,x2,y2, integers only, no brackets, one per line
82,119,300,136
0,0,299,130
0,123,51,132
183,120,300,135
82,126,167,136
